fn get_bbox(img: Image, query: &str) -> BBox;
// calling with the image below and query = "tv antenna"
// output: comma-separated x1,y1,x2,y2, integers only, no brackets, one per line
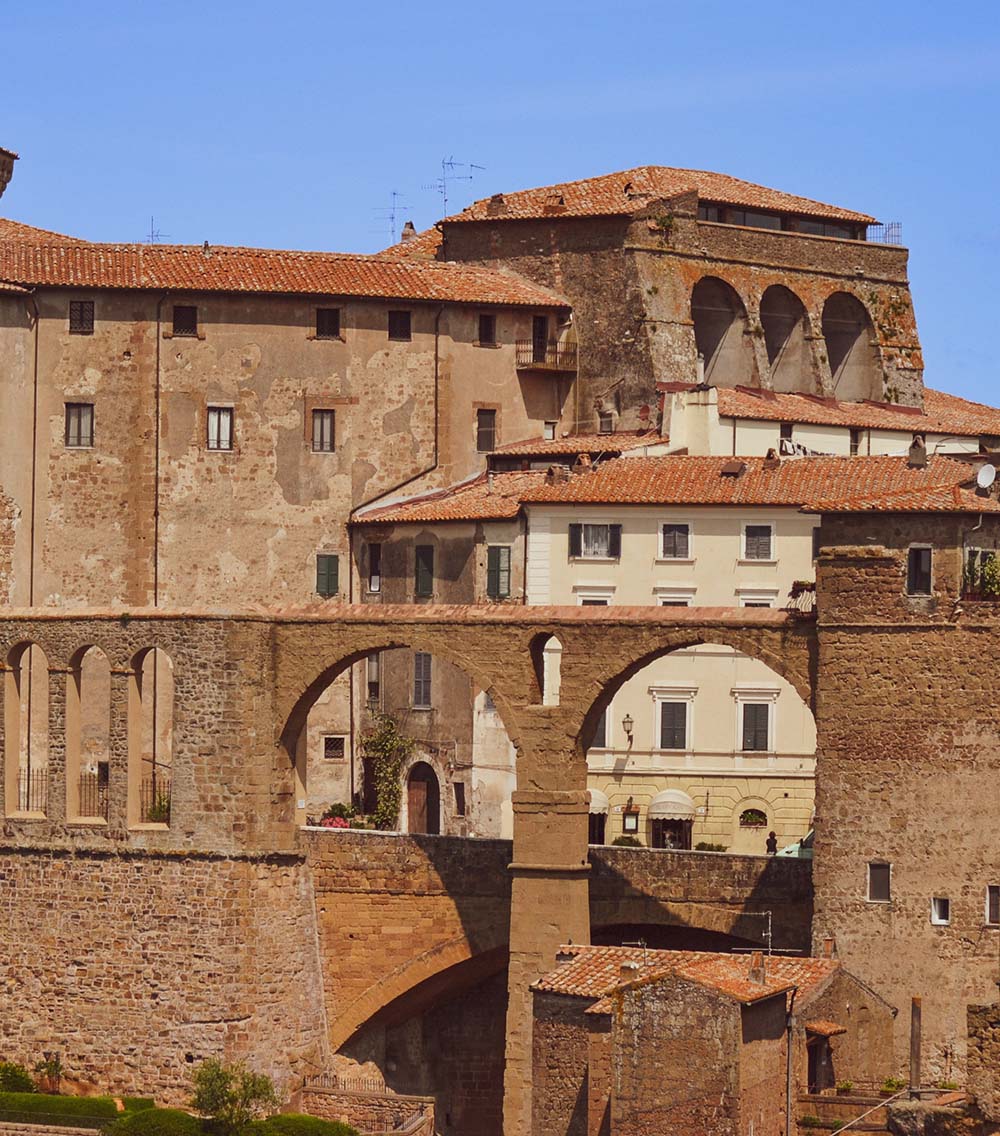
423,156,485,217
143,216,169,244
373,190,410,245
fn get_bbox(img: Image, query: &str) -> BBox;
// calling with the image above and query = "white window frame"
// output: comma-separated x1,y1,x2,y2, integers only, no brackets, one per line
658,520,694,564
574,584,615,606
740,521,776,564
737,587,780,609
207,404,235,451
649,685,697,754
543,421,557,441
986,884,1000,926
731,686,779,753
654,586,697,607
572,522,618,561
930,896,951,926
322,734,348,761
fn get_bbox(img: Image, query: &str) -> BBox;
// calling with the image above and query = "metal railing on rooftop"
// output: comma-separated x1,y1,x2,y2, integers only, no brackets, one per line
866,221,903,245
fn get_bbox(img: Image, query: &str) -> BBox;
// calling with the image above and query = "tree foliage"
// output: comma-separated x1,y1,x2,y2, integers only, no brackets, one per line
360,712,415,830
190,1060,278,1136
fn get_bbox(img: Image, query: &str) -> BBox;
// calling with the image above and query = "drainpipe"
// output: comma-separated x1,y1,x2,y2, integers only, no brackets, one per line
25,290,40,607
348,526,355,807
786,985,798,1136
153,293,169,606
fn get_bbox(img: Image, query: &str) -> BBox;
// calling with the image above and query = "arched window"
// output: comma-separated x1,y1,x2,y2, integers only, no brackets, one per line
740,808,768,828
406,761,440,835
128,648,174,826
822,292,880,401
66,646,111,821
691,277,755,387
531,634,562,706
4,643,49,816
760,285,808,392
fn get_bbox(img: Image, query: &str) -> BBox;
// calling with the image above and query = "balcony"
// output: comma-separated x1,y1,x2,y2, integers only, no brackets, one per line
515,339,578,372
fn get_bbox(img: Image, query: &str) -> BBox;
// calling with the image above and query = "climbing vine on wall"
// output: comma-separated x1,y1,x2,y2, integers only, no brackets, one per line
361,711,416,831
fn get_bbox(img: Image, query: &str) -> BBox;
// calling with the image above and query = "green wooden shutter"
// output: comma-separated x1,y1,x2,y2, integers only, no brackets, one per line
316,554,339,597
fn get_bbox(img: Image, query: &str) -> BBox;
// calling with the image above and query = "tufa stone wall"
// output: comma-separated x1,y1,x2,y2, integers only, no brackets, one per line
967,1005,1000,1122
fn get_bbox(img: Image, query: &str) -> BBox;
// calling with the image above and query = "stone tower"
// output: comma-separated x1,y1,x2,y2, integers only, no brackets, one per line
0,147,16,200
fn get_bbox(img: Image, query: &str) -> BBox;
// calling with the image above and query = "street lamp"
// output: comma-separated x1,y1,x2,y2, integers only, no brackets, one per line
621,713,634,743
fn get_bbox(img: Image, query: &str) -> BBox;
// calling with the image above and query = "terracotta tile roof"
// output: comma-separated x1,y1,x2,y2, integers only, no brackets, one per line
802,481,1000,515
534,946,839,1008
804,1019,848,1037
0,281,29,294
353,471,546,524
0,218,85,243
519,454,978,508
446,166,874,225
0,240,568,308
706,385,1000,439
380,227,443,260
490,430,665,457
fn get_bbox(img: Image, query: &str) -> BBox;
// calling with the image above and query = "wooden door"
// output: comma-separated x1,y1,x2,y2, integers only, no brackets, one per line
532,316,548,362
408,776,428,834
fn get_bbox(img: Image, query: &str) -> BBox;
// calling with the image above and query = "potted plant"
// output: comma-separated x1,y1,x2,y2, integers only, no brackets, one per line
880,1076,906,1097
835,1080,854,1096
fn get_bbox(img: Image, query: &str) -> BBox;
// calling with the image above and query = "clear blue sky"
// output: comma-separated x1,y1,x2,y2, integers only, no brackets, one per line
4,0,998,403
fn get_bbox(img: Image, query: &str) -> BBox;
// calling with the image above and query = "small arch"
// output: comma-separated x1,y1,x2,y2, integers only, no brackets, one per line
760,285,809,392
691,277,755,386
66,646,111,821
3,642,50,816
821,292,880,401
405,761,440,835
731,797,772,855
128,647,174,826
530,633,562,705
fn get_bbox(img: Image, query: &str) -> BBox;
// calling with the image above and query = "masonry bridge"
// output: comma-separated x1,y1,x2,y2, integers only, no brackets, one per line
0,603,816,1134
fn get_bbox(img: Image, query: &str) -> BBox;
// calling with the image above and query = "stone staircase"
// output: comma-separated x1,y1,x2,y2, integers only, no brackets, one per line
796,1092,890,1134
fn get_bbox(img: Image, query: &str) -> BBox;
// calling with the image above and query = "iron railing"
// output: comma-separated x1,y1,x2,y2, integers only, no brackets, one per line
515,339,578,370
78,771,109,820
140,776,171,824
17,768,48,813
866,221,903,246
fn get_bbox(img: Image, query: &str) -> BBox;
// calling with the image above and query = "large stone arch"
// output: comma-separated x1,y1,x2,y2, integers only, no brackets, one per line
821,290,881,401
760,284,809,393
691,276,756,387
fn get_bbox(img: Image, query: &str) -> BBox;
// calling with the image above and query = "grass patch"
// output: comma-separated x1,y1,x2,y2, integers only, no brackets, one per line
0,1091,119,1129
106,1107,204,1136
249,1116,359,1136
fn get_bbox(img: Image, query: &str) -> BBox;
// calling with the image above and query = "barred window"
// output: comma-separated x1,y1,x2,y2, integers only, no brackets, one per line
69,300,94,334
312,409,335,453
323,735,346,761
172,305,198,337
65,403,94,448
316,308,341,339
207,406,234,451
388,310,411,341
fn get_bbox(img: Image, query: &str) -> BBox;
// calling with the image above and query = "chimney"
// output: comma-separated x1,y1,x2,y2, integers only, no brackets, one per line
620,960,641,980
400,220,417,243
572,454,592,475
822,937,838,959
763,448,781,471
486,193,507,217
908,434,928,468
748,950,766,985
487,472,495,492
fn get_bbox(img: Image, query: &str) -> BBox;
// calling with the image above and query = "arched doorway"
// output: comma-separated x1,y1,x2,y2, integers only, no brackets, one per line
406,761,441,835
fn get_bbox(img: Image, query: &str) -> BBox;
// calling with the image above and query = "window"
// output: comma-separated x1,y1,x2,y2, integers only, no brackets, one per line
207,406,234,451
388,310,411,341
740,808,768,827
780,423,793,442
850,428,862,456
486,545,511,599
738,589,779,609
661,523,690,559
698,204,723,222
415,545,434,597
477,409,497,452
868,862,891,903
655,587,696,607
987,885,1000,925
580,598,608,606
454,781,467,816
569,523,622,559
413,651,432,707
172,305,198,337
315,308,341,339
743,524,773,561
65,402,94,448
478,313,496,346
366,653,380,703
69,300,94,334
323,735,346,761
312,409,335,453
741,703,770,751
543,421,557,441
588,812,607,845
907,546,932,595
598,412,614,435
589,708,607,749
367,543,382,593
930,897,951,925
316,554,339,598
659,702,687,750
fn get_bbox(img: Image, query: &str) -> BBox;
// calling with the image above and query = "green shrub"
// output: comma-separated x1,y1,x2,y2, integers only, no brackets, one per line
937,1080,959,1091
123,1098,158,1114
695,842,728,852
107,1107,204,1136
611,835,642,847
881,1076,907,1093
190,1060,278,1136
249,1115,359,1136
0,1063,35,1093
0,1091,119,1129
798,1117,824,1129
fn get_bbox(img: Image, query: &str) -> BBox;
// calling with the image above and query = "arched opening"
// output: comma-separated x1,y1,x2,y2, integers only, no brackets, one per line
3,643,49,816
530,633,562,706
405,761,441,835
822,292,880,401
691,277,755,387
128,647,173,826
732,799,771,855
648,790,695,849
760,285,809,392
66,646,111,821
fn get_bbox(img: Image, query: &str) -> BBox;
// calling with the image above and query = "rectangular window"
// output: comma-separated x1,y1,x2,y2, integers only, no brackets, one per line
316,554,339,598
486,545,511,599
69,300,94,334
64,402,94,448
987,885,1000,925
477,409,497,452
388,310,411,341
172,305,198,337
930,897,951,925
780,423,793,442
415,544,434,597
698,204,723,222
316,307,341,339
544,421,557,441
907,546,932,595
741,703,770,751
367,653,380,703
413,651,432,707
323,735,346,761
850,428,862,457
744,524,773,561
598,412,614,435
868,862,891,903
478,313,496,346
659,702,687,750
207,406,234,451
367,543,382,593
661,523,690,559
569,523,622,560
454,781,467,816
312,408,335,452
589,708,607,749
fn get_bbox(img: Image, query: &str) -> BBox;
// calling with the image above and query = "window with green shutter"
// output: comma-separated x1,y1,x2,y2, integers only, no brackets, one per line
659,702,687,750
316,554,339,598
741,703,770,751
486,545,511,598
415,545,434,597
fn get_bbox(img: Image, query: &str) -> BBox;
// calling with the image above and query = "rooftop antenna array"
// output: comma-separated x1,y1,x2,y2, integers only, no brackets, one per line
373,190,410,245
423,156,485,218
143,216,169,244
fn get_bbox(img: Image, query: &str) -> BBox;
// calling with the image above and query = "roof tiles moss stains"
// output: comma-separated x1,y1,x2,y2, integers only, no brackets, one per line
0,240,569,307
446,166,875,225
490,430,663,456
353,471,547,524
380,227,444,260
0,218,85,243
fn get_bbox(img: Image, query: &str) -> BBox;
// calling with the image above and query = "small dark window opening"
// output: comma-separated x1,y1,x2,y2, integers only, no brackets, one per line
780,423,793,442
69,300,94,334
988,885,1000,925
323,736,346,761
588,708,607,749
172,305,198,337
598,412,614,434
588,812,607,845
388,310,412,341
316,554,339,598
367,653,380,703
454,781,467,816
487,545,511,599
477,409,497,452
316,308,341,339
65,402,94,448
907,547,932,595
312,409,335,452
367,542,382,593
850,428,862,456
742,704,770,751
868,862,891,902
415,545,434,597
478,313,496,346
